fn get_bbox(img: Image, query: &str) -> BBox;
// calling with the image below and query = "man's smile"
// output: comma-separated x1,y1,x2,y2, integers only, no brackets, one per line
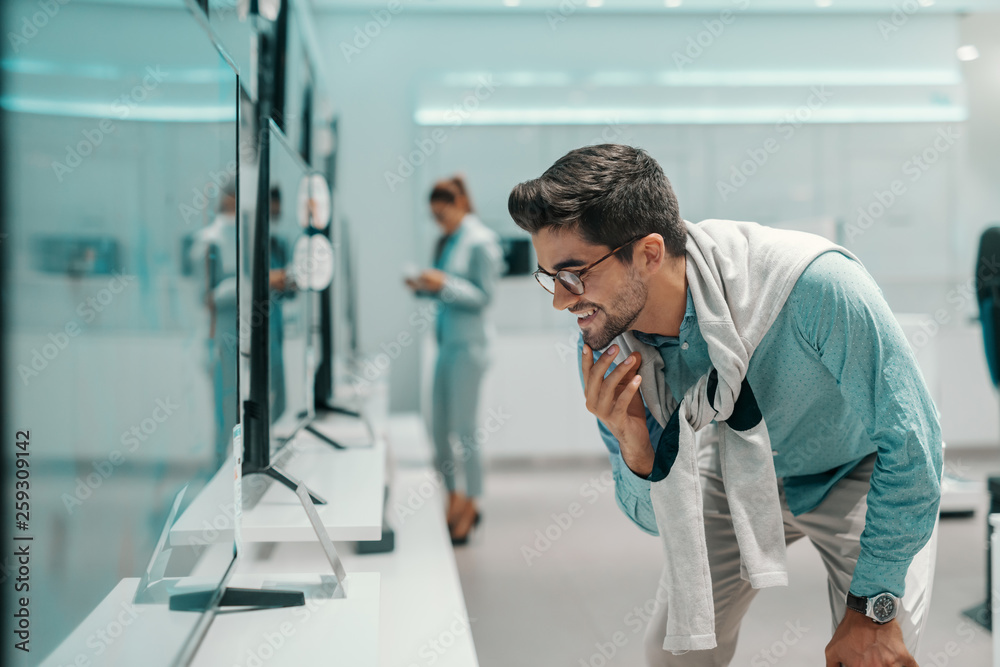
572,306,600,327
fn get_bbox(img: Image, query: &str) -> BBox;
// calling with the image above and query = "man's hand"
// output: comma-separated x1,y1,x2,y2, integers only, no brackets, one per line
825,609,917,667
582,343,654,477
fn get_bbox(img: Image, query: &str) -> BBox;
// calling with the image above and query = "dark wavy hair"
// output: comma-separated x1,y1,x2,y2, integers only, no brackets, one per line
508,144,686,262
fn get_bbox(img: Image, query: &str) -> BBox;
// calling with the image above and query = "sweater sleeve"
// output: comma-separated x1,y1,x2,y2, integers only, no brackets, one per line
789,251,943,598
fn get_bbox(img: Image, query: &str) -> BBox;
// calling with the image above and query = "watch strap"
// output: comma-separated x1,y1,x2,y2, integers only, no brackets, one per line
846,592,869,616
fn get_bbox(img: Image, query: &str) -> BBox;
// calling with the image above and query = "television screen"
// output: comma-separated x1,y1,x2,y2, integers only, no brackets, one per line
267,123,315,452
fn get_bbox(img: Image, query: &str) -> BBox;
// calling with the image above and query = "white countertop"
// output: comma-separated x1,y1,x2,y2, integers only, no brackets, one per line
236,413,480,667
39,573,380,667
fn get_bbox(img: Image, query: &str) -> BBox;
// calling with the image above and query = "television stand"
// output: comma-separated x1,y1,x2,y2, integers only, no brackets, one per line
244,465,327,505
305,423,347,449
317,402,362,419
169,586,305,612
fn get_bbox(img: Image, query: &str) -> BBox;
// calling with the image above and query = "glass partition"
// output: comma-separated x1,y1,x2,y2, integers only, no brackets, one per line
205,0,256,88
2,0,240,663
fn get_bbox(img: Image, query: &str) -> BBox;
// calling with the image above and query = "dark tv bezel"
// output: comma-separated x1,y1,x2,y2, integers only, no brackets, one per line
264,118,318,453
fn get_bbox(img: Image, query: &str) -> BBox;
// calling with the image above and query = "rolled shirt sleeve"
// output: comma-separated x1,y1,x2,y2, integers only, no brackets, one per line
789,251,943,598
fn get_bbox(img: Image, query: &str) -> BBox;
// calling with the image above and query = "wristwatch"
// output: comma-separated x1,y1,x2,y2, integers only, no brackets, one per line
846,592,899,624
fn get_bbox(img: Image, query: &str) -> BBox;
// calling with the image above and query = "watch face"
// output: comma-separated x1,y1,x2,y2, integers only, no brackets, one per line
871,594,897,622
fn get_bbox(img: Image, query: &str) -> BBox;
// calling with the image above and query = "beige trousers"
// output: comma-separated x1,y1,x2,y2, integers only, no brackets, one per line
644,441,939,667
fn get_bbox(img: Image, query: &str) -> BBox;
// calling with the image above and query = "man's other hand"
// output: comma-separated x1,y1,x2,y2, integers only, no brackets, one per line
825,609,917,667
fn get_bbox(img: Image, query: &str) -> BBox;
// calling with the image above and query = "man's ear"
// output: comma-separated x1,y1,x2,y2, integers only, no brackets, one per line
635,234,666,275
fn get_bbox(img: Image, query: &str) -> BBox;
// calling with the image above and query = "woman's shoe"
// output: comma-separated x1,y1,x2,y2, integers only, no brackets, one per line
446,492,467,529
450,510,481,546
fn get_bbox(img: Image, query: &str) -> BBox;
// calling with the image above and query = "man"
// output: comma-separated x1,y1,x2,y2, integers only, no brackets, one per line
508,144,941,667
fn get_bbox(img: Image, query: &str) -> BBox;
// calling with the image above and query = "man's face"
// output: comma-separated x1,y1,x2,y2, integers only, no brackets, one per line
533,227,648,350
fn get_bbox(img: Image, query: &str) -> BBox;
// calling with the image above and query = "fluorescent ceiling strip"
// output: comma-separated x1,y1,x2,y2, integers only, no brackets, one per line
414,105,967,125
319,0,991,11
2,59,233,84
0,96,236,122
440,71,574,87
434,69,961,88
650,69,961,87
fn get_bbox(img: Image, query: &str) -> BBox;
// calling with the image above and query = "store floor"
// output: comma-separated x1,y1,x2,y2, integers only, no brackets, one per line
455,451,998,667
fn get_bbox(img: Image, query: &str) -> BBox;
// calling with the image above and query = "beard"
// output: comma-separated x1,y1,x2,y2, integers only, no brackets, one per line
580,270,648,351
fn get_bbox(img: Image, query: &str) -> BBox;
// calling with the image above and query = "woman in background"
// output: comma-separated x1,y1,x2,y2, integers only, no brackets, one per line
406,176,504,545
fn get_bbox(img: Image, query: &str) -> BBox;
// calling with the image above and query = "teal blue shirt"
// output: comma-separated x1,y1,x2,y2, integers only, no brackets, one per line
581,251,942,598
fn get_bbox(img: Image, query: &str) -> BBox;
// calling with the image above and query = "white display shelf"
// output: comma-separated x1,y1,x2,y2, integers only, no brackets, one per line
40,578,196,667
236,412,480,667
191,572,380,667
170,414,385,544
39,573,380,667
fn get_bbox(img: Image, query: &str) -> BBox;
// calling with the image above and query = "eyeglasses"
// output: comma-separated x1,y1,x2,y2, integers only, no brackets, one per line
534,235,646,296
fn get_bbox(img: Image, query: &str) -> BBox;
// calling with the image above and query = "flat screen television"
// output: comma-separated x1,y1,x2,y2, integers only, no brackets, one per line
237,111,330,503
267,122,314,449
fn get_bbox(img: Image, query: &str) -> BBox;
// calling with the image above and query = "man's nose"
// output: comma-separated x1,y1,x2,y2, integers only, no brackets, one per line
552,280,578,311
